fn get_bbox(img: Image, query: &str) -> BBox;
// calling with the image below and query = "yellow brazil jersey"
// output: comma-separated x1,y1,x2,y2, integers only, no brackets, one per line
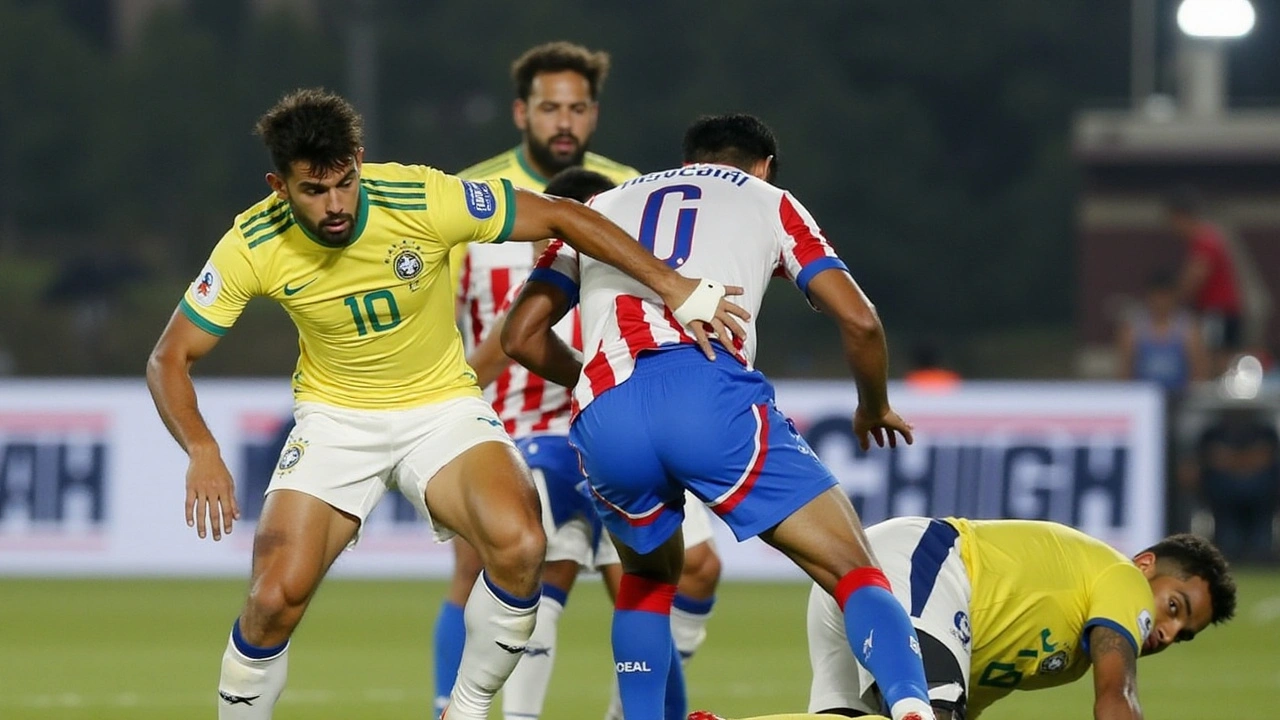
948,518,1157,717
447,145,639,289
180,162,516,410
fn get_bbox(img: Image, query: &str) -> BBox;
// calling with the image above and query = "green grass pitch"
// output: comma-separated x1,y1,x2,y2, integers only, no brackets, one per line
1,572,1277,718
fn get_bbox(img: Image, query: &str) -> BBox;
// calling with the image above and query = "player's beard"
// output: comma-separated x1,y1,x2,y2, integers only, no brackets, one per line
526,132,589,177
295,205,359,247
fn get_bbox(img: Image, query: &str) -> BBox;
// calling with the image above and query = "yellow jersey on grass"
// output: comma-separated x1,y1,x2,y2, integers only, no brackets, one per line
448,146,639,289
180,162,515,410
948,518,1157,716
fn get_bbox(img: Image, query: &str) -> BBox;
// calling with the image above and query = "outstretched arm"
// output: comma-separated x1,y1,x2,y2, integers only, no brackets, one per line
502,278,582,389
805,268,912,450
1089,625,1143,720
146,309,239,541
506,191,748,358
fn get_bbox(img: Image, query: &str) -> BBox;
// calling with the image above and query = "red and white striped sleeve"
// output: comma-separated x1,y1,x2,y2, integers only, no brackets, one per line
527,239,581,306
775,191,848,297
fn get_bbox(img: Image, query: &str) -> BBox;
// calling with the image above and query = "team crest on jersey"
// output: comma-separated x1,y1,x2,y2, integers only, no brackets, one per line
462,180,497,219
1038,649,1069,674
276,439,308,473
385,241,426,289
190,262,222,307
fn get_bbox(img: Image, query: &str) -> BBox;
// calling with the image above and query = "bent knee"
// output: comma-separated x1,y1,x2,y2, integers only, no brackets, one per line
680,542,722,593
485,522,547,573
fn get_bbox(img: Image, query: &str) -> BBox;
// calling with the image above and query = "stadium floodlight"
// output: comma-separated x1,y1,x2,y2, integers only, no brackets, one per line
1177,0,1256,38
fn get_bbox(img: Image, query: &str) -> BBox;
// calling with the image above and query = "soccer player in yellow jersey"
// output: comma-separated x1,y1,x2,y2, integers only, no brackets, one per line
144,88,746,720
802,518,1237,720
437,41,724,720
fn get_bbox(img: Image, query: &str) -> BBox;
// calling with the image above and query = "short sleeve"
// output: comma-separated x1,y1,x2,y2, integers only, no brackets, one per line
776,191,849,297
527,239,580,308
179,230,261,336
424,169,517,248
1081,563,1155,656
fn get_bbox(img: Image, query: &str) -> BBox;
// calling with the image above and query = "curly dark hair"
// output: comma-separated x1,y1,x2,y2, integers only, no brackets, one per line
1144,533,1237,624
511,41,611,101
682,113,779,182
254,88,364,177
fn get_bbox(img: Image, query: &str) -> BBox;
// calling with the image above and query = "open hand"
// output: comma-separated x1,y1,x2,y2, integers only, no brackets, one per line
852,407,914,451
668,277,752,360
185,448,240,541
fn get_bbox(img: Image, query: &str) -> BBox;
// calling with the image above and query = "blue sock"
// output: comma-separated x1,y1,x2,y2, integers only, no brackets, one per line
836,568,930,710
663,640,687,720
612,574,678,720
432,601,466,718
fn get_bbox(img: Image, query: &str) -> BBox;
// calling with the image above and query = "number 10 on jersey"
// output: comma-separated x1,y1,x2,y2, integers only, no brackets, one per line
638,184,701,269
343,290,401,336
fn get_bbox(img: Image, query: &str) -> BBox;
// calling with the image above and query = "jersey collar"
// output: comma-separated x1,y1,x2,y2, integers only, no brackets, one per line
296,185,370,249
514,145,551,187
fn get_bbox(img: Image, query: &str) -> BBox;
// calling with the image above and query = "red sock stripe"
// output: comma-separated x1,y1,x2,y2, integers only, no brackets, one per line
615,574,677,614
834,567,892,612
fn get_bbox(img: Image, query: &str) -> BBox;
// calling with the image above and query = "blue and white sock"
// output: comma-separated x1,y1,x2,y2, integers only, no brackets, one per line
501,584,568,720
447,572,539,720
218,618,289,720
670,593,715,664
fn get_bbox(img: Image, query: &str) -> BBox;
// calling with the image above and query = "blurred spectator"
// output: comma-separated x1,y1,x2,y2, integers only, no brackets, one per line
1192,408,1279,563
42,253,148,345
903,341,961,391
1166,186,1271,373
1114,270,1208,395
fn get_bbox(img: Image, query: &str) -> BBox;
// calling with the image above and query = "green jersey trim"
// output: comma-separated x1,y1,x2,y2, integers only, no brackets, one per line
495,179,517,243
179,298,229,337
514,145,551,187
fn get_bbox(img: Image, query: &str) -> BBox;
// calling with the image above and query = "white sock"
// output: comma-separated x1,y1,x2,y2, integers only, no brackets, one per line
218,632,288,720
670,603,712,663
501,593,565,720
890,696,937,720
448,573,539,720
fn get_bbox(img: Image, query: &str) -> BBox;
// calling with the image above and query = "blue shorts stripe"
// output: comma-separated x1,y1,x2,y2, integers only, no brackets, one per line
907,519,960,618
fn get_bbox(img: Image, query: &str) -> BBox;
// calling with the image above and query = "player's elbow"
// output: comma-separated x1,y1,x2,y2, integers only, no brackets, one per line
1094,687,1143,720
500,311,545,368
836,302,884,345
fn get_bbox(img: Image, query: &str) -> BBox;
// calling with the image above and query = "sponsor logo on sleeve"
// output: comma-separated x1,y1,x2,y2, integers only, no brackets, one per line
1137,609,1154,646
191,263,222,307
462,180,497,220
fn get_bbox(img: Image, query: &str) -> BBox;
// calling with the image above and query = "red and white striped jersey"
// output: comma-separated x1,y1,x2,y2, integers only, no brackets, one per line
490,284,581,436
529,163,849,414
458,242,582,437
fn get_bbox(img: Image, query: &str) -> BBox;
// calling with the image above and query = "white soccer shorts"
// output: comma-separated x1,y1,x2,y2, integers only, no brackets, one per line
267,395,515,544
807,516,972,714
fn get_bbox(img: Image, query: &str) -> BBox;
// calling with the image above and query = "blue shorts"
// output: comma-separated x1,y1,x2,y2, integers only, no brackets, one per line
515,434,597,530
569,346,837,554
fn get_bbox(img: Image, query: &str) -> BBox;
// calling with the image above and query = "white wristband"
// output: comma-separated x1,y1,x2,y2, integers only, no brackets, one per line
672,279,726,327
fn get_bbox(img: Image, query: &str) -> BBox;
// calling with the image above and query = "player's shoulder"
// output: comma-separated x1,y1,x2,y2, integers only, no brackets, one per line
582,152,641,182
230,192,293,251
359,161,436,186
458,149,518,180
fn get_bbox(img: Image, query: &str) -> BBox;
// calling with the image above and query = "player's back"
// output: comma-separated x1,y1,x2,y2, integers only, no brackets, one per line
948,518,1155,714
581,164,841,368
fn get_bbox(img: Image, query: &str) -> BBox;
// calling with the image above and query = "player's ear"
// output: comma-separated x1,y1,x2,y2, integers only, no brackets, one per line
1133,551,1158,578
513,99,528,131
265,172,288,200
354,147,365,168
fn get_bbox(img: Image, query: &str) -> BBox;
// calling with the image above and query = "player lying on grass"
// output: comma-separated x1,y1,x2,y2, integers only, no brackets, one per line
801,517,1236,720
